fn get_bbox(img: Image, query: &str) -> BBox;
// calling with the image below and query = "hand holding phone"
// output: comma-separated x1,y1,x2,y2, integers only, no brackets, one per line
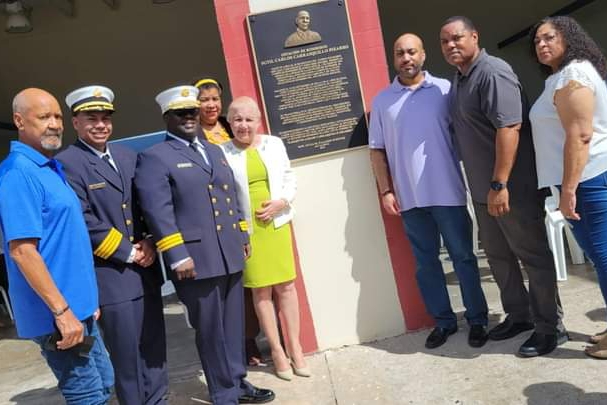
43,331,95,358
75,336,95,358
54,309,84,350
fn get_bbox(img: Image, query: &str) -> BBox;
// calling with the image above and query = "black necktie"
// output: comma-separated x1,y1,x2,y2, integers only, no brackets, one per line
190,141,211,167
102,154,117,173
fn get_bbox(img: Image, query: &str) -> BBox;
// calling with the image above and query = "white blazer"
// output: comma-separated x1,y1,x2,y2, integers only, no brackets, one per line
220,135,296,233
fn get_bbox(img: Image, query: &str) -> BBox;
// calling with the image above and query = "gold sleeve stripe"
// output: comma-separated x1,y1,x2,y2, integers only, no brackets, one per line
239,221,249,232
93,227,123,259
156,232,184,252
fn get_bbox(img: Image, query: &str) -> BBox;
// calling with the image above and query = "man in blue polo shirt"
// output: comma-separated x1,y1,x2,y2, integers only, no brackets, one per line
0,88,113,403
370,33,488,349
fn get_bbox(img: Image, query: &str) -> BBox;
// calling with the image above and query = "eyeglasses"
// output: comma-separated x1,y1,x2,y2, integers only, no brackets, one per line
533,33,559,45
170,108,199,117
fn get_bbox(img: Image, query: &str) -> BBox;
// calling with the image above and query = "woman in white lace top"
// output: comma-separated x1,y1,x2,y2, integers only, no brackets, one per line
529,15,607,359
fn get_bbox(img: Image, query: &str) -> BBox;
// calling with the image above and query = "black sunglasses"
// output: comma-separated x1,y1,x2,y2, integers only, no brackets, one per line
170,108,199,117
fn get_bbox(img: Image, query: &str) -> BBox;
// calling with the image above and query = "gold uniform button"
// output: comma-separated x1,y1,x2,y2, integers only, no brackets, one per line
223,184,229,190
214,210,220,217
232,223,237,229
208,184,214,190
122,203,127,209
216,224,222,231
229,209,234,215
226,197,231,204
212,197,217,204
129,236,134,242
126,219,132,225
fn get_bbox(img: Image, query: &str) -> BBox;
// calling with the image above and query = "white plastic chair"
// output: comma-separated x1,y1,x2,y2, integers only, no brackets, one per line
460,163,481,254
0,286,13,321
465,189,481,254
545,186,585,281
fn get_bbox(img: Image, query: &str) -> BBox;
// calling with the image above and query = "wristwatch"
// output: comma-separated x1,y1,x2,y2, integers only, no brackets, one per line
490,181,507,191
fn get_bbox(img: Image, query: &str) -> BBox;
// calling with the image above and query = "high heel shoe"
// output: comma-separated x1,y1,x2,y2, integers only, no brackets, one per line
272,352,293,381
275,367,293,381
291,362,311,377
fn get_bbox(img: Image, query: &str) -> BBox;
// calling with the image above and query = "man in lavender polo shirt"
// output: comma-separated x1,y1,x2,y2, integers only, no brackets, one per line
370,33,488,349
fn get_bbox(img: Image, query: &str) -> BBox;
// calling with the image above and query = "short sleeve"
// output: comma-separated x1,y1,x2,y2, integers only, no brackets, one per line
0,169,44,241
555,62,596,93
368,99,385,149
479,70,522,129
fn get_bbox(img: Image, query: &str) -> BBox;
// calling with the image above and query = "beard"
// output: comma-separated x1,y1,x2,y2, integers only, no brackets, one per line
400,64,422,79
41,131,63,151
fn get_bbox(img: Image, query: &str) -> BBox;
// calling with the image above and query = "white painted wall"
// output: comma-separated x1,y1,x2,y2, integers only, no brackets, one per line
249,0,405,349
291,150,405,349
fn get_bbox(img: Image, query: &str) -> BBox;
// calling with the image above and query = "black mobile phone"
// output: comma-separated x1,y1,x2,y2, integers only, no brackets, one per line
42,331,61,351
75,336,95,358
42,332,95,358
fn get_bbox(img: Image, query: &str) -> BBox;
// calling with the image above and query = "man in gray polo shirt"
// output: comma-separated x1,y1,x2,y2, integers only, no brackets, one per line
440,15,564,357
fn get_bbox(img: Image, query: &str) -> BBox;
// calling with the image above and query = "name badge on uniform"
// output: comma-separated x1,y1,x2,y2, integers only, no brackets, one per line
88,182,106,190
177,162,193,168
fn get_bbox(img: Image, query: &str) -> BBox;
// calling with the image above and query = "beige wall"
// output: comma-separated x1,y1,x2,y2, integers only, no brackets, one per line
0,0,230,154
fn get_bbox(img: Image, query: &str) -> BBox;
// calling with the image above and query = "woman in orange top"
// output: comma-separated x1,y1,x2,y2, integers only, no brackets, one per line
193,77,233,144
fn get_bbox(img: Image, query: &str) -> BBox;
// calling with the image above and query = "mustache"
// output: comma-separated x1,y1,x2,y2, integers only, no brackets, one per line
42,130,63,137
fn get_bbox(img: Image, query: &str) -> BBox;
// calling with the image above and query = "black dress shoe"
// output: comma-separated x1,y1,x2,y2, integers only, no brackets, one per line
468,325,488,348
238,387,275,404
518,332,557,357
425,326,457,349
488,318,534,341
557,329,569,345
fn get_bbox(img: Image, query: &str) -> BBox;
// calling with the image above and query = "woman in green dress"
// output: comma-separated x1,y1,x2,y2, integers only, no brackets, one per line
221,96,310,381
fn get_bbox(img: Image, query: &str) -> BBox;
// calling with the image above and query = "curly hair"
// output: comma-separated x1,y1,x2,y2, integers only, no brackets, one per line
530,16,607,78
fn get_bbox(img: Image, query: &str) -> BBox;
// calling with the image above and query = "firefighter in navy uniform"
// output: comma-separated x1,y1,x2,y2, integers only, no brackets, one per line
56,85,168,405
134,85,275,405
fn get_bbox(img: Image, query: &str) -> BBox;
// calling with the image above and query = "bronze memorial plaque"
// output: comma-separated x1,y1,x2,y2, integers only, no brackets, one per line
247,0,367,160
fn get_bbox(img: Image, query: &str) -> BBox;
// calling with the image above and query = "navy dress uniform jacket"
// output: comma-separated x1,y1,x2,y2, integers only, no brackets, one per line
57,140,168,405
56,141,163,305
134,135,249,280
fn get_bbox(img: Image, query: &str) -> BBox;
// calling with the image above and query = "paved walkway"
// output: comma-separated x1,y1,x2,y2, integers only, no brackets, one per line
1,260,606,405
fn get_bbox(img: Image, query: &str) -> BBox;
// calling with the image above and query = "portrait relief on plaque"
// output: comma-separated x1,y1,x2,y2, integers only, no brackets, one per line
284,10,322,48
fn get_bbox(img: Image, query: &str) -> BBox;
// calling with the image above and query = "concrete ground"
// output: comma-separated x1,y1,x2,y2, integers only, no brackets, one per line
1,255,606,405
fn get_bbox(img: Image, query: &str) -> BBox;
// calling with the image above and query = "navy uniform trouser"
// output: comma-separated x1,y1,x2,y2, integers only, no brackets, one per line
175,271,249,405
99,290,168,405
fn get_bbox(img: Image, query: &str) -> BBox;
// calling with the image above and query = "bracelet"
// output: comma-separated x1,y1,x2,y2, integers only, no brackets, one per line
381,189,393,196
52,304,70,317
